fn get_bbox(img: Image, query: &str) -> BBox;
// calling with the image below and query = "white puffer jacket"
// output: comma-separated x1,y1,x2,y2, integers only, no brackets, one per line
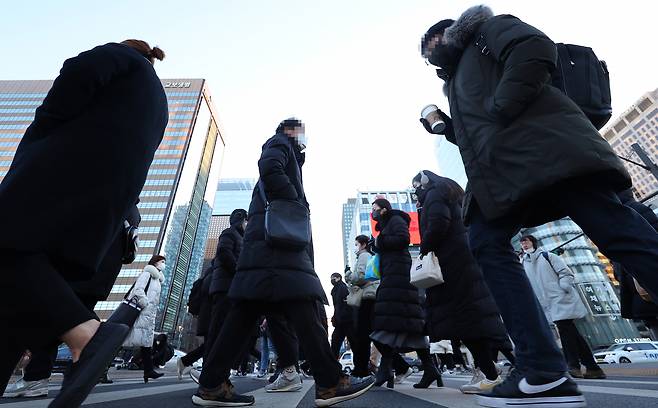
123,265,165,348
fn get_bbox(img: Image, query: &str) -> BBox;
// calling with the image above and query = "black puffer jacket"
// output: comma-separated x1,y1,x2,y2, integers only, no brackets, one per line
331,280,353,325
209,213,245,295
372,210,425,335
618,189,658,231
440,6,630,226
417,172,508,341
229,134,327,303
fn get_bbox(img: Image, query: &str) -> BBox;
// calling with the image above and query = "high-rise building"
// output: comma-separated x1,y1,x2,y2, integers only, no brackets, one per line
342,190,420,267
601,88,658,200
341,198,357,267
515,220,641,348
0,80,225,331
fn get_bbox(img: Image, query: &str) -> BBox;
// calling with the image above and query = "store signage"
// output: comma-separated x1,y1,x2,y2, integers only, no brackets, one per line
578,282,622,319
164,81,191,88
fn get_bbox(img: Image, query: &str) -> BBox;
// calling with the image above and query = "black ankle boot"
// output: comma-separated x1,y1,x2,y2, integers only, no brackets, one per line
374,356,394,389
144,371,164,383
413,365,443,388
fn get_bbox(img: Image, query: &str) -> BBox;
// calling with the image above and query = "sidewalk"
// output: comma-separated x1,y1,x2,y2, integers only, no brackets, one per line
601,362,658,377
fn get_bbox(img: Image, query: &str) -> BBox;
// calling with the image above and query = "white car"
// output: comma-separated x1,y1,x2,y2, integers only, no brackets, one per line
339,351,355,374
594,342,658,364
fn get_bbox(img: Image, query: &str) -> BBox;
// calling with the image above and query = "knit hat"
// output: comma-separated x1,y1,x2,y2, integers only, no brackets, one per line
276,117,303,134
372,198,392,211
421,19,455,55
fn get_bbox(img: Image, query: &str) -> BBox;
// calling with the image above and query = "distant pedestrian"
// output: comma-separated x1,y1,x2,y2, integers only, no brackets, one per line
421,5,658,406
0,39,167,407
193,118,374,407
122,256,167,383
330,273,358,359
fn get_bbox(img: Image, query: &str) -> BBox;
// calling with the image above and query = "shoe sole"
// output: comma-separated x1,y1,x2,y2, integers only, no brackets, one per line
314,381,375,407
2,389,49,398
265,383,303,393
476,395,587,407
192,395,255,406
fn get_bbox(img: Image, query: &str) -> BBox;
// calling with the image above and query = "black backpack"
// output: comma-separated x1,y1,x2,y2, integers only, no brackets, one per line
474,36,612,130
187,277,205,316
551,43,612,130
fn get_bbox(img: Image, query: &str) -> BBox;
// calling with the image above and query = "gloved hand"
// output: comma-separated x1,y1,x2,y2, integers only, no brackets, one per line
419,109,452,135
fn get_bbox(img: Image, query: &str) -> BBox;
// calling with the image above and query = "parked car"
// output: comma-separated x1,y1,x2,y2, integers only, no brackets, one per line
403,356,423,373
594,342,658,364
339,351,354,374
53,345,72,373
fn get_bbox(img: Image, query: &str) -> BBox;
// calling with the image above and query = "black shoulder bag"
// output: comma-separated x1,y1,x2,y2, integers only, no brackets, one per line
107,276,152,327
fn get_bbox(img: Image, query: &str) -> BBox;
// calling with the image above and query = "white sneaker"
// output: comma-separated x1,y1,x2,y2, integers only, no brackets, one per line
460,369,502,394
395,368,413,384
190,368,201,384
177,357,191,381
265,367,303,392
2,377,49,398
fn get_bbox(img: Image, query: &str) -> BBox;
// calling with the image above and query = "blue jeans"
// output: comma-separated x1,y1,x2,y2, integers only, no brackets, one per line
259,333,276,373
468,176,658,373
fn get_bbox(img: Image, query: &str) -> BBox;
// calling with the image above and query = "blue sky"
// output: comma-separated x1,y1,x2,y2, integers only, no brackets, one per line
2,1,657,289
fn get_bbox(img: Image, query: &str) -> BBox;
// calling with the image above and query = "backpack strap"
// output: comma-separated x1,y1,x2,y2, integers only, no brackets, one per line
541,251,558,276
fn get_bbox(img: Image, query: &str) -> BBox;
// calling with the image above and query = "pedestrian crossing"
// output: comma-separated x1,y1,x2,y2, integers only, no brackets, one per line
1,373,658,407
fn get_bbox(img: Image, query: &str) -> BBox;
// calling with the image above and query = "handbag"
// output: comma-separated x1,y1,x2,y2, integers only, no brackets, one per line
410,252,444,289
346,285,364,307
364,254,381,281
107,276,152,326
258,180,311,250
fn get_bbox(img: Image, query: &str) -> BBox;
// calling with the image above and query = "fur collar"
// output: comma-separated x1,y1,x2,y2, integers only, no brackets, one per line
144,265,165,282
444,5,494,49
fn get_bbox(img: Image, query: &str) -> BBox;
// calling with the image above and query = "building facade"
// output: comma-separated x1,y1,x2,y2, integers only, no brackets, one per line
601,88,658,200
341,198,357,267
516,219,641,348
0,80,225,334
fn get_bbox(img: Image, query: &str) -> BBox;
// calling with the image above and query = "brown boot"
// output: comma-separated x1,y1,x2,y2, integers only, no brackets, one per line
315,375,375,407
569,368,583,378
584,367,607,379
192,381,255,406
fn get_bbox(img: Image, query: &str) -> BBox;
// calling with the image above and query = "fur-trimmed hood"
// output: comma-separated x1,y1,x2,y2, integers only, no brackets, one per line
444,5,494,49
144,264,165,282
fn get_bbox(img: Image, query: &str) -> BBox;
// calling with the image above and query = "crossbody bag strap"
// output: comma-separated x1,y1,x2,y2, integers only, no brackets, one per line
125,273,153,302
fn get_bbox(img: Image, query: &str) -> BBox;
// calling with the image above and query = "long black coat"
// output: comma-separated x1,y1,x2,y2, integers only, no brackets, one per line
209,222,244,295
229,134,326,303
418,175,508,341
331,280,353,325
441,7,630,225
0,43,168,280
372,210,425,335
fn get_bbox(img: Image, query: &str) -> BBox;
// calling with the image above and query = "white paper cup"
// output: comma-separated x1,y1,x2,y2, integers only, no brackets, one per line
421,104,446,133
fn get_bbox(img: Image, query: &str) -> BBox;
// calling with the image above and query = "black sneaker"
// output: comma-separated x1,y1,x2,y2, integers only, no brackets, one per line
192,382,255,407
476,368,586,407
315,375,375,407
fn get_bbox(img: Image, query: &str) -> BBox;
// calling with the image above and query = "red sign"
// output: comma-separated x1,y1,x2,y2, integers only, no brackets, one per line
370,212,421,245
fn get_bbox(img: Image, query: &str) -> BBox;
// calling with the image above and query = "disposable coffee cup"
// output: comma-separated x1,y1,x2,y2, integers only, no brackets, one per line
421,104,446,134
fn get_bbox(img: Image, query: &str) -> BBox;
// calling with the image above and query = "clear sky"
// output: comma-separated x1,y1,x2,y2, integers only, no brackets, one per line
2,1,656,296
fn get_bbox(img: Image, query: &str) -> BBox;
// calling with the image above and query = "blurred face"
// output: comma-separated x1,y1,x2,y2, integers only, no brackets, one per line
520,239,534,252
355,240,366,252
422,34,442,60
331,275,341,285
155,259,166,271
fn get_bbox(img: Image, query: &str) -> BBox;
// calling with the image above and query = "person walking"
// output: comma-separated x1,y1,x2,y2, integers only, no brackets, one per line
431,341,455,373
412,171,507,393
419,4,658,406
258,318,277,378
122,256,167,383
345,235,380,378
0,39,167,407
330,273,357,359
193,118,374,407
520,234,606,379
368,198,441,390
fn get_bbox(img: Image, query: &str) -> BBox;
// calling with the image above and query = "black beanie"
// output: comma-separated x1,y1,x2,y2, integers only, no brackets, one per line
421,19,455,54
276,117,302,134
372,198,392,212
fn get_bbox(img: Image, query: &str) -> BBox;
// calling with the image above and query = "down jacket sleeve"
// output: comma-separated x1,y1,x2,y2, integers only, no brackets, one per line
346,252,370,286
131,271,151,308
34,44,137,130
548,253,576,292
483,15,557,121
420,189,452,255
258,138,298,201
377,216,410,251
216,230,237,274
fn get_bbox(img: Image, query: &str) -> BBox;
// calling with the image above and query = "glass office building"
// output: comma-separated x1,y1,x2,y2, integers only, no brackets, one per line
0,80,225,333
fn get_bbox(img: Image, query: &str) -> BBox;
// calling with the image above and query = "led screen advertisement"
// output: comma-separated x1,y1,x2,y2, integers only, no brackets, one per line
370,212,421,245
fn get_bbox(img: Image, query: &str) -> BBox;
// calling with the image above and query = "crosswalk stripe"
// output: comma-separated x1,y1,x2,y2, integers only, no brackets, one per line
392,382,480,407
244,380,314,407
578,385,658,398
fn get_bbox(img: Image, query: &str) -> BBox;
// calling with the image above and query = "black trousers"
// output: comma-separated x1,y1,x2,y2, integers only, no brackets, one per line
181,341,205,367
330,322,357,359
199,300,341,389
266,313,299,368
352,299,375,377
0,251,97,394
463,339,498,381
555,319,598,369
203,294,232,362
451,339,467,366
437,353,455,370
